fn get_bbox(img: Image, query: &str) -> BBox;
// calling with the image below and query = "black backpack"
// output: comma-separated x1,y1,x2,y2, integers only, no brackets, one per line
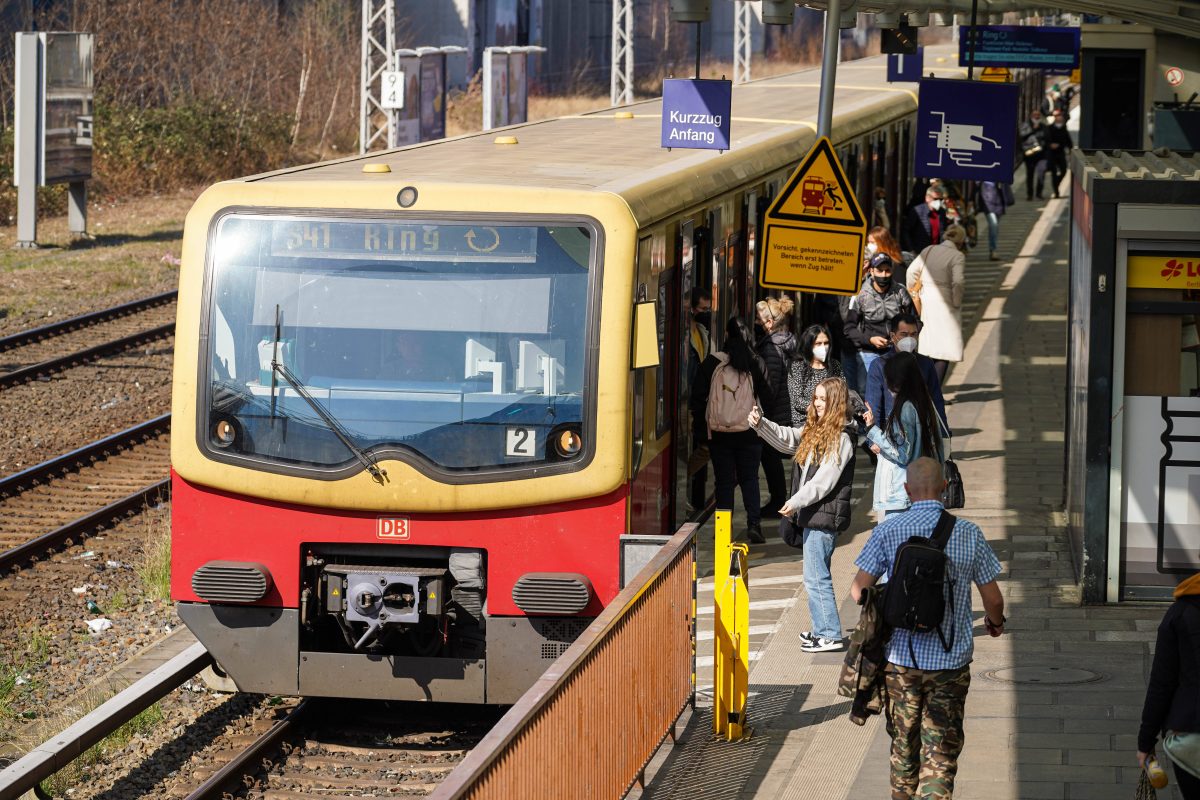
881,511,957,668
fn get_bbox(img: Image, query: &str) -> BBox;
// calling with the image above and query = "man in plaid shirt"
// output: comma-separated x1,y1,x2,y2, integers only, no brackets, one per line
850,458,1006,800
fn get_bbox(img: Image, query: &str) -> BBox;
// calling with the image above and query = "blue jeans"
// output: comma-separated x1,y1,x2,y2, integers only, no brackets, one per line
984,211,999,252
802,527,842,639
841,350,861,394
857,351,880,398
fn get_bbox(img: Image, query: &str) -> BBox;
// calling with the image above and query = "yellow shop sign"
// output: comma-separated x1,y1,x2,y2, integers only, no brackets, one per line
1128,253,1200,290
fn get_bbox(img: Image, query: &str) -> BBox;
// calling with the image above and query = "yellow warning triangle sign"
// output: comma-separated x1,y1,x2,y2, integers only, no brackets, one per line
765,137,866,228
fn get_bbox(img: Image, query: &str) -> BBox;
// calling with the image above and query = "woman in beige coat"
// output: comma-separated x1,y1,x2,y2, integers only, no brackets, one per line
906,224,966,383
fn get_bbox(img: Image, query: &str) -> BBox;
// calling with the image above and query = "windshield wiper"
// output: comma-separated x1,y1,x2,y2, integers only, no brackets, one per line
270,306,388,484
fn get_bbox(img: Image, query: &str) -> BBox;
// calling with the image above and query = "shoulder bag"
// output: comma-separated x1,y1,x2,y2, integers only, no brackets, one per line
938,415,965,509
909,246,934,318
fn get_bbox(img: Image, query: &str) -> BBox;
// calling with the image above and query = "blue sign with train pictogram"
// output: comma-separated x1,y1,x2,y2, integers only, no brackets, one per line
914,78,1019,183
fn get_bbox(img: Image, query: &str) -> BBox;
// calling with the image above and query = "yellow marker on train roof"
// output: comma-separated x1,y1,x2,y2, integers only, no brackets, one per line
614,111,635,120
361,163,391,174
494,135,519,145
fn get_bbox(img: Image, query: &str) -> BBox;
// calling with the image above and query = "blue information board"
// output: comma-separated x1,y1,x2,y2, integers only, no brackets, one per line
661,78,732,151
958,25,1081,68
887,48,924,83
914,78,1019,183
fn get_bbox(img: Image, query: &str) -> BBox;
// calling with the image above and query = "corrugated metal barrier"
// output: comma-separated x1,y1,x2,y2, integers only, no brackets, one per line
431,521,699,799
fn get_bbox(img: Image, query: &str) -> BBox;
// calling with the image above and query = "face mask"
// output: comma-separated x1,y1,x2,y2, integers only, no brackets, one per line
896,336,918,353
865,242,879,256
1054,121,1065,128
873,275,892,290
929,199,942,211
694,310,711,328
812,345,829,363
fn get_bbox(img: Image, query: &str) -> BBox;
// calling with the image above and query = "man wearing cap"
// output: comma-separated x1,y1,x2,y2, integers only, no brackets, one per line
901,186,949,254
840,253,915,392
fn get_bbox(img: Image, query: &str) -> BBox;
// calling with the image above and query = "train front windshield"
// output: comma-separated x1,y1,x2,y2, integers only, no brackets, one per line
202,214,595,477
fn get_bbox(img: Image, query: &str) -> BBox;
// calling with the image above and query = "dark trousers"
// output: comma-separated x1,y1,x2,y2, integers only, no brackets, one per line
760,445,788,513
709,430,762,528
1178,763,1200,800
931,359,950,384
689,465,708,511
1022,155,1041,199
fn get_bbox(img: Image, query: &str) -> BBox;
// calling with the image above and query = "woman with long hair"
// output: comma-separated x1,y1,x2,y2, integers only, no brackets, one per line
755,295,796,515
865,226,908,289
788,323,843,425
691,316,773,543
750,377,856,653
866,352,944,519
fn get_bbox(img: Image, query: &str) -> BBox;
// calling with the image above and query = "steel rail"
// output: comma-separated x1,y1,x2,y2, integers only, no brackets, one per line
0,641,211,800
0,290,177,354
0,322,176,389
431,517,703,800
0,414,171,497
0,478,171,573
182,700,311,800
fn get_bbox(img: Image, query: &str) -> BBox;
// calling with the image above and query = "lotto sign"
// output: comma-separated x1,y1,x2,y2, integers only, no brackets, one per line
760,137,867,295
1128,253,1200,290
377,517,411,541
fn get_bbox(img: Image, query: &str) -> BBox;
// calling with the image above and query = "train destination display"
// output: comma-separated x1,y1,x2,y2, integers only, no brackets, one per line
760,137,866,295
268,220,540,262
958,25,1081,68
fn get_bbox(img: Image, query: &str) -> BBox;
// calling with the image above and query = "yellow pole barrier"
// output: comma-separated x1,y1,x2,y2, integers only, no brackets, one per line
713,509,750,740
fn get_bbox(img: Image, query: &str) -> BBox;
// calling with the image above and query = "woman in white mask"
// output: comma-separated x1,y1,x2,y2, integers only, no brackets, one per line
863,226,907,287
905,224,967,383
787,324,866,426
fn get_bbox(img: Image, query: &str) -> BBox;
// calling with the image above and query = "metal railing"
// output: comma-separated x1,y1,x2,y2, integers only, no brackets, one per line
431,521,699,799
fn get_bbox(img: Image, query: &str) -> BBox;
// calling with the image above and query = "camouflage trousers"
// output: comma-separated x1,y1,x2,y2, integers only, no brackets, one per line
884,663,971,800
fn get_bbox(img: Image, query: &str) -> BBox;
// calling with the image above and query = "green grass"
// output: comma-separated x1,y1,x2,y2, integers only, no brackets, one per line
138,507,173,602
40,703,166,795
0,628,52,724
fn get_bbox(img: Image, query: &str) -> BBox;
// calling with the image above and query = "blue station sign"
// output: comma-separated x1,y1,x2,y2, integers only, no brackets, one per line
959,25,1081,68
887,48,924,83
914,78,1019,183
661,78,732,151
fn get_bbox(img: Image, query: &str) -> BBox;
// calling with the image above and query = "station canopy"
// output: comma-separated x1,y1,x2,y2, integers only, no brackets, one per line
797,1,1200,41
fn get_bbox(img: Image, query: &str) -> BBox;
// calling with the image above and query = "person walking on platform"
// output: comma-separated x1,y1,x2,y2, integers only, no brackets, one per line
865,353,943,521
850,457,1005,800
973,182,1007,261
901,185,949,254
864,313,949,440
750,378,855,653
1042,108,1073,199
906,225,967,384
686,288,713,512
1019,110,1047,200
755,295,797,516
692,317,773,543
842,253,914,394
1138,571,1200,799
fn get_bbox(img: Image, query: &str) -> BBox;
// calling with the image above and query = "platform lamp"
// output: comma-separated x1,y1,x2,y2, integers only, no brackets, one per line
929,11,954,25
839,0,861,29
873,10,903,26
906,11,930,25
669,0,711,22
761,0,796,25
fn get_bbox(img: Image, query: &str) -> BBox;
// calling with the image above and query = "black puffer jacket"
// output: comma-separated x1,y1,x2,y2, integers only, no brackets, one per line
757,330,796,426
1139,590,1200,752
793,448,856,532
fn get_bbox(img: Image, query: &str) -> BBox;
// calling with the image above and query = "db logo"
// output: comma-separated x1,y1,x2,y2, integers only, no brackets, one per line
377,517,411,541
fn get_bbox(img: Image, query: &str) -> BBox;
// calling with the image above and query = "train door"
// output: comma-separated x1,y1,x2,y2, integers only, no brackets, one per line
673,217,712,527
629,232,674,535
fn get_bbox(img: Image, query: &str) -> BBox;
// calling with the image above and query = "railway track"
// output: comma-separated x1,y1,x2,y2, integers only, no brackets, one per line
0,415,172,572
0,291,177,389
181,699,501,800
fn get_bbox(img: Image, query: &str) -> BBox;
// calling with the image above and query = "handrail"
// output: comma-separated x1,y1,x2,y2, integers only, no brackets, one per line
431,518,701,799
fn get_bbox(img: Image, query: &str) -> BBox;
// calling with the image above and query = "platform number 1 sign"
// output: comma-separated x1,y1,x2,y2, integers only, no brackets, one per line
381,71,405,110
506,427,537,458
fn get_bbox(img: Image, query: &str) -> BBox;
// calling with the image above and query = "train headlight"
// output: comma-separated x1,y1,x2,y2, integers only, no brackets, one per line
555,429,583,458
213,419,237,448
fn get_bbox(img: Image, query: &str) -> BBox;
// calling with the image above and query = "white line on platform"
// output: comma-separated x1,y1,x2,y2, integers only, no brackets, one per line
697,573,803,592
695,597,797,616
695,624,780,642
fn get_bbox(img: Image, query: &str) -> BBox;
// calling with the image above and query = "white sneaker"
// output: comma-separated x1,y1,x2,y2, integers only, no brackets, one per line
801,637,845,653
798,631,817,646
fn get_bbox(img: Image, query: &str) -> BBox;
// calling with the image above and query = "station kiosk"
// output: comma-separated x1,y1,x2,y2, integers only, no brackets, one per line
1066,149,1200,602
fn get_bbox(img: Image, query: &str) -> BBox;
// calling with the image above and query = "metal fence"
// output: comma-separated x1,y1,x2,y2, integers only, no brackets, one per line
431,521,699,799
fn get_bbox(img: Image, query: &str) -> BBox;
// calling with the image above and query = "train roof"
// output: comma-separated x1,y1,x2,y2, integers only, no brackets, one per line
239,46,966,226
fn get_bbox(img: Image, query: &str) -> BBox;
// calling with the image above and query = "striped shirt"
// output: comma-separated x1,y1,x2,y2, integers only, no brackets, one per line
855,500,1002,670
